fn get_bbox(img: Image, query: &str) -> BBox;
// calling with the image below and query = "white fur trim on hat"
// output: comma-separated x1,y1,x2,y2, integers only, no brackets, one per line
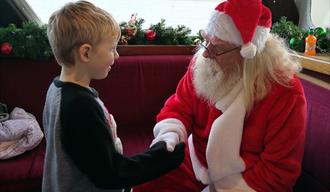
205,11,243,46
252,26,270,53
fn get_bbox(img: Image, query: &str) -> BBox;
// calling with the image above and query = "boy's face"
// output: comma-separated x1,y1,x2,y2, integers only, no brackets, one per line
85,35,119,80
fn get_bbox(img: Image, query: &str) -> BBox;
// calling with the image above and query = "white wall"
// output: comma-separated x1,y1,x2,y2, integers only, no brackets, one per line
311,0,330,27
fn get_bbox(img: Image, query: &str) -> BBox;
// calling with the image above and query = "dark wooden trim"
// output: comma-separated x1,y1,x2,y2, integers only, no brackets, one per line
117,45,197,56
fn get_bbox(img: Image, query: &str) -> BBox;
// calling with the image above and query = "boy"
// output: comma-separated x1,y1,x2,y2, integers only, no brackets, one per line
42,1,185,192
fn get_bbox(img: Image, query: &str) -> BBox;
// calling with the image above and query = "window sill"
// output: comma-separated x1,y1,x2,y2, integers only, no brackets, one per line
291,53,330,90
117,45,197,56
292,53,330,76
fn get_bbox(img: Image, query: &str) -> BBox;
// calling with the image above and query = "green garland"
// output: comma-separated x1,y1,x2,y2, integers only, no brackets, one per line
271,17,330,53
0,16,329,60
0,19,201,59
119,17,200,45
0,22,52,60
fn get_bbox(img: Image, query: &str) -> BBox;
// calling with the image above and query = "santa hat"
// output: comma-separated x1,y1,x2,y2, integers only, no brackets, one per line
205,0,272,58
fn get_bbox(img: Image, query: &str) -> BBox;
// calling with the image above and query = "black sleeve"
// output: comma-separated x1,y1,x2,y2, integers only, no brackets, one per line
60,92,185,189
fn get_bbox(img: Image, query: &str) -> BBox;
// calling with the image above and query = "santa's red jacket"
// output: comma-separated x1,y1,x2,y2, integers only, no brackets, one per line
155,61,307,191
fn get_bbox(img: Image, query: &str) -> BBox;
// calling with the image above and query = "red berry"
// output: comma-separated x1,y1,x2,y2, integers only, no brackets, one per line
1,42,12,55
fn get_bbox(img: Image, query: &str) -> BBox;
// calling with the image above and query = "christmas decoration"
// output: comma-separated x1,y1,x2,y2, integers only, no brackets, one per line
1,42,12,55
271,17,304,43
119,16,200,45
314,27,326,39
289,37,304,53
145,29,156,41
0,16,328,60
271,17,330,53
124,13,138,38
0,22,52,59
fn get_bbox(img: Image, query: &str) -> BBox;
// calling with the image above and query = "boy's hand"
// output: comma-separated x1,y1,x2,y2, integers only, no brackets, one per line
150,132,179,152
150,141,186,163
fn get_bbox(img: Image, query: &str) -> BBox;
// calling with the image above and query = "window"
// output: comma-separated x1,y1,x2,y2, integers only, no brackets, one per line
311,0,330,28
25,0,222,34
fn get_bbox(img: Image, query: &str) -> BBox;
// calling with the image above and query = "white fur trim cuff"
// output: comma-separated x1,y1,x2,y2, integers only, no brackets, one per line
188,135,210,184
205,12,243,46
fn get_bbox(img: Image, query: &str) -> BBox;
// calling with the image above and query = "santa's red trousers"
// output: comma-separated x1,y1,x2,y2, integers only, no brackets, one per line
133,147,206,192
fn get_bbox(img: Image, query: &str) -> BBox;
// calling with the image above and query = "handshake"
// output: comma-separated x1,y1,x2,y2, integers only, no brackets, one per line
150,118,187,152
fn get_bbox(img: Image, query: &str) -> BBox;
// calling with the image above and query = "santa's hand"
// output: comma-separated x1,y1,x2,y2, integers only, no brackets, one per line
150,118,187,152
150,132,179,152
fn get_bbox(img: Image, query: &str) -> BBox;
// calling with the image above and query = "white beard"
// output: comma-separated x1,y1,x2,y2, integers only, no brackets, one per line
192,50,242,105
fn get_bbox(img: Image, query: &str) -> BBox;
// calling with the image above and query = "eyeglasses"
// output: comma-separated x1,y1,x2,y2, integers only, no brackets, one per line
199,42,239,57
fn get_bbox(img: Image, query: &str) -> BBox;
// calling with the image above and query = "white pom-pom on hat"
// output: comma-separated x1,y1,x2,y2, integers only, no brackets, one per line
240,42,257,59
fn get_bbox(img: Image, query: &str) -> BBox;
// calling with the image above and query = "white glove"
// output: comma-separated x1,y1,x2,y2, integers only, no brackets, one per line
150,118,187,152
150,132,179,152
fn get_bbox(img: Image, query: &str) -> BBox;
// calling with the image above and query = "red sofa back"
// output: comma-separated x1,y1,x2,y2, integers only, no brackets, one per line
94,55,191,132
92,55,192,155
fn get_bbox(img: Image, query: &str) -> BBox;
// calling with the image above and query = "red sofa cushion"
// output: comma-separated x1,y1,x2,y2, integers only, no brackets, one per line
0,140,45,191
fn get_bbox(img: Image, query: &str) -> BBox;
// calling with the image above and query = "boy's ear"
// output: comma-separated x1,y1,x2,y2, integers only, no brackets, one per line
77,43,92,62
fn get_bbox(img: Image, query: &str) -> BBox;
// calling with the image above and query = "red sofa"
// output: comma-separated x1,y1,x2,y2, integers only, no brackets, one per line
0,54,329,191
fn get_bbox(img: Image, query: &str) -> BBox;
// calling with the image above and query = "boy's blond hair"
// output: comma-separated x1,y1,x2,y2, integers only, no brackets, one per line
47,0,120,66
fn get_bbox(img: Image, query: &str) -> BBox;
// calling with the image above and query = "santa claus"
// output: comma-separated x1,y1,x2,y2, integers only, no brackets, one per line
133,0,307,191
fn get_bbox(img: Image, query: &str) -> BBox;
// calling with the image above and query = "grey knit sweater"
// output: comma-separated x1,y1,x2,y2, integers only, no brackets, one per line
42,78,185,192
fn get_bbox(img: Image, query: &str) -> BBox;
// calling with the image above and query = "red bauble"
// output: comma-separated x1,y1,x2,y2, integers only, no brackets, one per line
1,42,12,55
145,29,156,41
